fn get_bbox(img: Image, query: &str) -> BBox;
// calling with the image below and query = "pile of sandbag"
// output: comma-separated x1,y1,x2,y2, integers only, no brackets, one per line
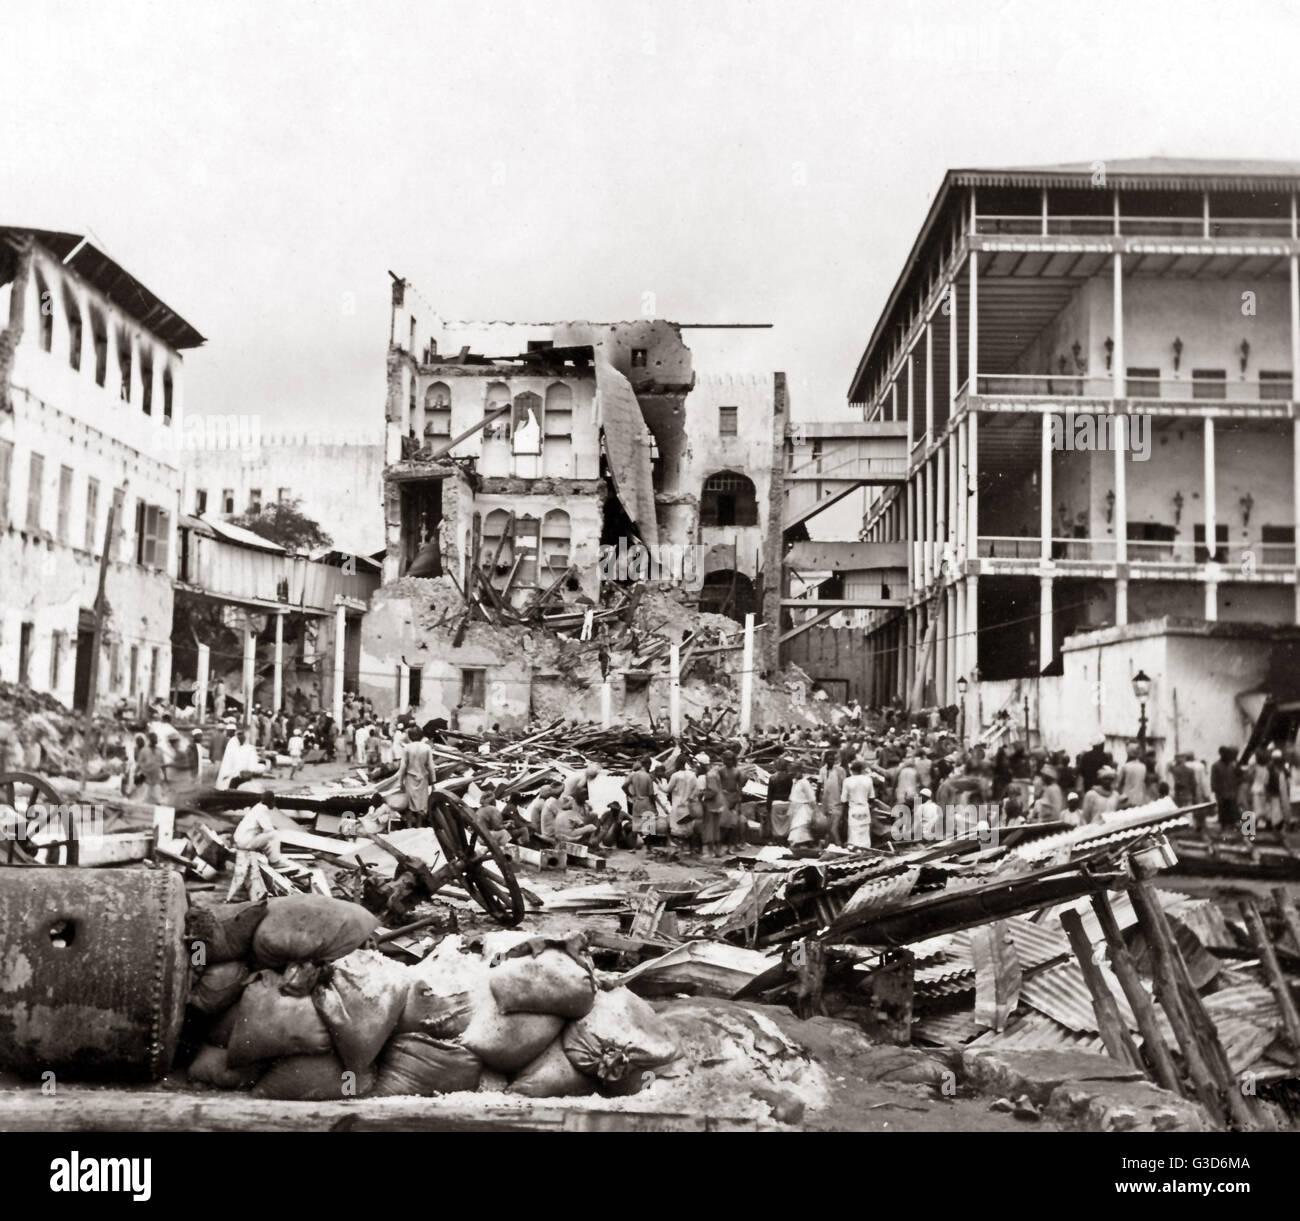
396,933,677,1098
181,906,679,1101
183,893,401,1099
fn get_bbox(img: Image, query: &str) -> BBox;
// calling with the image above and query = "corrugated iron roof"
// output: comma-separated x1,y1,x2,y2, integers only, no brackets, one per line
1,226,204,349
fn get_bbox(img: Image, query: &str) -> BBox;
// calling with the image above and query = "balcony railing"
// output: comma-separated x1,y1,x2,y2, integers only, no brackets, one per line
974,374,1293,403
977,536,1117,562
975,536,1296,569
975,215,1294,239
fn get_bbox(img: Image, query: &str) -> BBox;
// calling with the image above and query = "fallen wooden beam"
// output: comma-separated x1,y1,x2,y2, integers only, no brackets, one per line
0,1090,777,1132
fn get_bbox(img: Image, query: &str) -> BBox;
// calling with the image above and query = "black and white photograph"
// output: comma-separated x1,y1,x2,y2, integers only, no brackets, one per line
1,0,1297,1194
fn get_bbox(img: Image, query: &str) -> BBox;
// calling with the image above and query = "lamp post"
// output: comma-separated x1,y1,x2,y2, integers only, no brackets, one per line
1132,669,1151,755
956,674,968,748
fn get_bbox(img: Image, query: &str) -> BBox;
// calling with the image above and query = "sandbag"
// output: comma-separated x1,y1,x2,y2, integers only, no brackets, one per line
187,1044,262,1091
313,949,410,1073
252,896,378,968
190,960,251,1016
185,900,268,964
400,939,490,1037
508,1038,597,1098
226,969,333,1066
370,1034,482,1097
253,1051,374,1101
205,1004,239,1049
403,935,562,1070
460,1002,564,1073
562,987,679,1083
488,946,596,1020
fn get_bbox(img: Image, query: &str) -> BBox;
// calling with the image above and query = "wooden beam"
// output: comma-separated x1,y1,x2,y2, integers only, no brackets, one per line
424,403,513,462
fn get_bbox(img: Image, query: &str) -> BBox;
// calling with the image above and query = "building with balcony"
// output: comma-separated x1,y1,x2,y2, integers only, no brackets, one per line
172,515,379,720
359,278,787,727
0,228,202,713
848,158,1300,759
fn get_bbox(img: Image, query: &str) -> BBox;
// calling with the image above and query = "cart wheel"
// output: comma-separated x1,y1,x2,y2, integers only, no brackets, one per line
430,794,525,926
0,772,77,866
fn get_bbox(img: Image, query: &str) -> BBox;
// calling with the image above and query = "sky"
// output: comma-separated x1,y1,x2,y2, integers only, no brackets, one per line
6,0,1300,437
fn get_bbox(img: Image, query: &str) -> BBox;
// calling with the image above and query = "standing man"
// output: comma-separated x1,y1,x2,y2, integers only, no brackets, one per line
624,756,659,840
1082,767,1119,825
667,754,699,842
820,749,847,846
1210,746,1240,837
842,760,875,849
394,725,436,828
1117,744,1148,809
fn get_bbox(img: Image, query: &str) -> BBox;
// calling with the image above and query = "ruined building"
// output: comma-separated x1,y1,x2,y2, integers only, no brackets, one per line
0,228,202,711
359,279,787,727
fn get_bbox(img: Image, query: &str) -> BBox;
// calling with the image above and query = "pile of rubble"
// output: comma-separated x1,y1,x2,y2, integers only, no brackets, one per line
0,680,85,776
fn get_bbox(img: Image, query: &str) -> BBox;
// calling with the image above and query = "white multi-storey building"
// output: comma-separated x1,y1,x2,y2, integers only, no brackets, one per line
0,228,203,712
849,159,1300,760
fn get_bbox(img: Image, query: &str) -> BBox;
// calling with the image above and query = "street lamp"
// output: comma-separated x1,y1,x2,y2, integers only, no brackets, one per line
1131,669,1151,754
956,675,968,746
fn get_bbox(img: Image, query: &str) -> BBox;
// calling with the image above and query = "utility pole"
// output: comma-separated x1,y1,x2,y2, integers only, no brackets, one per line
80,503,116,780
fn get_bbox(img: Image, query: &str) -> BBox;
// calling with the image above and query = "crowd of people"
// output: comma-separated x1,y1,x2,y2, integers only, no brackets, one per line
377,706,1300,858
105,687,1299,857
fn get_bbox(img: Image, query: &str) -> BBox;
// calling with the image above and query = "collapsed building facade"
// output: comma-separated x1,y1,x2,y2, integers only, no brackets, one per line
847,158,1300,760
358,281,788,727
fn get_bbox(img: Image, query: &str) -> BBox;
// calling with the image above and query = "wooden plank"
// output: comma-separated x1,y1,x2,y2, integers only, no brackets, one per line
969,919,1021,1034
1090,890,1185,1097
1241,898,1300,1068
0,1091,777,1132
1060,908,1143,1070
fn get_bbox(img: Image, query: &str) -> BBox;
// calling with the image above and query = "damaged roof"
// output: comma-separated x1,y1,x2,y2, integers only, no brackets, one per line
1,227,205,350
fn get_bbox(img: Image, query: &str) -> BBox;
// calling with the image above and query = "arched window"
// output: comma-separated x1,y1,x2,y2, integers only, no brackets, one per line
698,570,759,623
515,515,540,585
424,381,451,437
485,381,511,440
480,509,514,576
139,346,154,416
700,471,758,528
116,325,133,401
34,270,53,352
542,509,571,576
90,306,107,386
63,283,82,370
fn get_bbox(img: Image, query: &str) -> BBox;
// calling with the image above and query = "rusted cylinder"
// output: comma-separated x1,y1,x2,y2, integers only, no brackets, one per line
0,868,188,1082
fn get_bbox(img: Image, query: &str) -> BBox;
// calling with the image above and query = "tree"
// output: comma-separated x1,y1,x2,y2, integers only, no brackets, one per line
230,496,332,553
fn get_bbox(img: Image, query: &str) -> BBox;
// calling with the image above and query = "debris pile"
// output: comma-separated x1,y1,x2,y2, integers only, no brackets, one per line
182,895,683,1101
0,680,86,776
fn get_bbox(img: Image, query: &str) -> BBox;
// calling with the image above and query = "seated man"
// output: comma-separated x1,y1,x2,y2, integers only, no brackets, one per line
593,800,638,850
552,796,599,845
472,791,512,848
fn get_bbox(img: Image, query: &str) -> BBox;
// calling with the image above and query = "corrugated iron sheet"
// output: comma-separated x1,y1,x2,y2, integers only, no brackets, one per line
1019,960,1138,1033
967,1010,1106,1055
912,1010,982,1046
838,867,920,919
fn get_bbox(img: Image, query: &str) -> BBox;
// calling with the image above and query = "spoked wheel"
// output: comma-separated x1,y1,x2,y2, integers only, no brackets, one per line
0,772,78,865
429,793,525,927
